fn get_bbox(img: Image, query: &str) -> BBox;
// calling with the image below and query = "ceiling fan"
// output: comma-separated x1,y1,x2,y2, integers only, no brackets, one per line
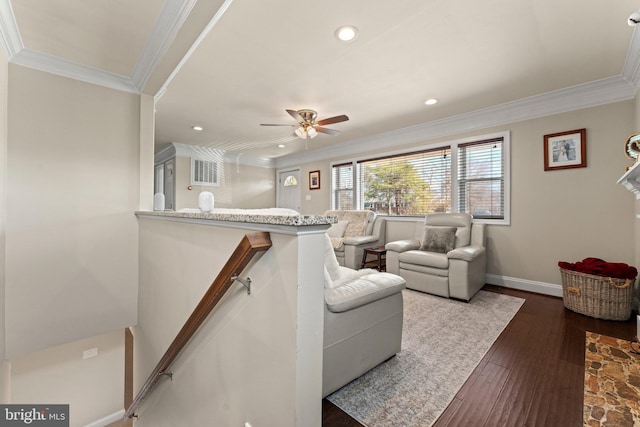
260,109,349,139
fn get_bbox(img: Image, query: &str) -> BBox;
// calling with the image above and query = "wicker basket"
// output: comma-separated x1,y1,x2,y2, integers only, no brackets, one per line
560,268,634,321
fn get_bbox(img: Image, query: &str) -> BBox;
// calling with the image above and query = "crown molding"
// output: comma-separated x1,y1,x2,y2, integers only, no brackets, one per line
0,0,200,94
131,0,198,92
154,143,177,164
0,0,22,58
154,0,235,101
275,75,637,168
11,48,139,93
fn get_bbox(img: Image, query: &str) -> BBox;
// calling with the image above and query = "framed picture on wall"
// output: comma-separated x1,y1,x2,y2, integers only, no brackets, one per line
309,170,320,190
543,128,587,171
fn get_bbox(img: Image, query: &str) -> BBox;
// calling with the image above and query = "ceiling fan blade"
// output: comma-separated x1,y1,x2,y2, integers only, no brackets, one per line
315,126,341,136
316,114,349,126
286,109,304,123
260,123,296,126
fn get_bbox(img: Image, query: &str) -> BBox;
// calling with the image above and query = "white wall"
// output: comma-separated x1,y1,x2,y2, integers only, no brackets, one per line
299,101,636,288
299,159,331,215
10,330,125,427
5,66,140,358
134,218,324,426
139,94,155,211
488,102,634,285
0,43,9,402
173,156,276,210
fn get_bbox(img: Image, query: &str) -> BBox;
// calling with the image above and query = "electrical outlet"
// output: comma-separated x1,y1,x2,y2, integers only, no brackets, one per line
82,347,98,359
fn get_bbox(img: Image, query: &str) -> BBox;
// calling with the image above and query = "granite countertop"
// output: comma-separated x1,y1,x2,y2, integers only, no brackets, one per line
136,208,337,227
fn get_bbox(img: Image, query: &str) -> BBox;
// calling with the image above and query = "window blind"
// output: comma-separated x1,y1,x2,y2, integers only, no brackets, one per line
458,138,504,219
358,147,451,215
332,162,354,209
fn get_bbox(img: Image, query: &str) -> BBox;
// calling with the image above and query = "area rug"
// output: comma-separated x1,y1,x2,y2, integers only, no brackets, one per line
583,332,640,427
327,289,524,427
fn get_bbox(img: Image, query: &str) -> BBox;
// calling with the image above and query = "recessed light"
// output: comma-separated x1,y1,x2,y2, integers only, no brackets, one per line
424,98,439,106
192,125,203,131
335,25,358,42
278,144,285,148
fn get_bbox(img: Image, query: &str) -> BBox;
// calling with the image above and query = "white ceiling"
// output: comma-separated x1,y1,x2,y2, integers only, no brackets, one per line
1,0,639,165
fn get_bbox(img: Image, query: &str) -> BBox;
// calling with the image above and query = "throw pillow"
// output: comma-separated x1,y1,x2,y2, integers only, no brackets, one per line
327,220,349,238
420,226,457,253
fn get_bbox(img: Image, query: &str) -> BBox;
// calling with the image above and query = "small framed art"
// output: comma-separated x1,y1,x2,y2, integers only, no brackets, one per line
543,128,587,171
309,170,320,190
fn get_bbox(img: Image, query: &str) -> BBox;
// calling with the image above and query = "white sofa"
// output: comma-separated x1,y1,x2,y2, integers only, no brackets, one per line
385,213,486,301
323,210,386,270
322,233,405,397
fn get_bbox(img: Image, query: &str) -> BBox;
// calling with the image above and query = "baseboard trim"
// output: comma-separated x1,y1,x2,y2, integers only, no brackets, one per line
486,274,563,297
84,409,125,427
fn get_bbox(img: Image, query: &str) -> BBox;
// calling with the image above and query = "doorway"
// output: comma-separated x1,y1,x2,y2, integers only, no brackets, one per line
277,168,301,212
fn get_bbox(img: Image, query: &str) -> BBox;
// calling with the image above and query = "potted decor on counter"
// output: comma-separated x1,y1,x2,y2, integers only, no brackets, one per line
558,257,637,321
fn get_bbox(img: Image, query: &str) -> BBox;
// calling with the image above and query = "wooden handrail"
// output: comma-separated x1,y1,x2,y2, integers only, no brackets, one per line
124,232,272,419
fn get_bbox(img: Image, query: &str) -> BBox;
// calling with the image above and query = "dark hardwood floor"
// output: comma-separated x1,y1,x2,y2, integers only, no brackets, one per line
322,285,637,427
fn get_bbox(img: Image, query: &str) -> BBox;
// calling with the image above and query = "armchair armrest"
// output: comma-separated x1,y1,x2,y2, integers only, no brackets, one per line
447,245,486,262
385,239,420,253
343,235,381,246
325,273,406,313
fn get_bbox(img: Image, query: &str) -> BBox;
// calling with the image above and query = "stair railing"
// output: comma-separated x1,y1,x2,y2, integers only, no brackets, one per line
123,231,272,419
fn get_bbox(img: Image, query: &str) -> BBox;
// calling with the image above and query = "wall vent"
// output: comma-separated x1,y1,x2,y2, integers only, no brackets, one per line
191,158,220,186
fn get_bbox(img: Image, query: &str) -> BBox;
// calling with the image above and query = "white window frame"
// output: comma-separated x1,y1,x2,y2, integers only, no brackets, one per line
330,130,511,225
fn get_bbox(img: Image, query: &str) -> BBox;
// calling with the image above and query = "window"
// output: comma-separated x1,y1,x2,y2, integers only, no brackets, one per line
332,162,354,209
283,175,298,186
458,138,504,220
331,131,510,224
358,148,451,215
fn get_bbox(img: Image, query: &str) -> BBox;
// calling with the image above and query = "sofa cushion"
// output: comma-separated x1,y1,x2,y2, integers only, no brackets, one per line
327,220,349,238
420,226,457,253
324,234,343,286
343,212,369,236
400,250,449,269
324,210,374,237
400,262,450,277
325,273,406,313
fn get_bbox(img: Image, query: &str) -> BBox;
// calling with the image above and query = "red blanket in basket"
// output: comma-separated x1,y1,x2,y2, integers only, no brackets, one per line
558,257,637,280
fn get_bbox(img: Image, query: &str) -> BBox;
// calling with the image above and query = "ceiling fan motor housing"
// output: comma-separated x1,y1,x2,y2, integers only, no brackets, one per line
297,109,317,124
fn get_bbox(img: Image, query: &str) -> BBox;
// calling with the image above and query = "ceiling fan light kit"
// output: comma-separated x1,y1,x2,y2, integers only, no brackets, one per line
294,127,307,138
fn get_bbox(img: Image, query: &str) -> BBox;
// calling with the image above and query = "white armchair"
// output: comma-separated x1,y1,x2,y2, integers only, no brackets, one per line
385,213,486,301
322,233,405,397
323,210,386,269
